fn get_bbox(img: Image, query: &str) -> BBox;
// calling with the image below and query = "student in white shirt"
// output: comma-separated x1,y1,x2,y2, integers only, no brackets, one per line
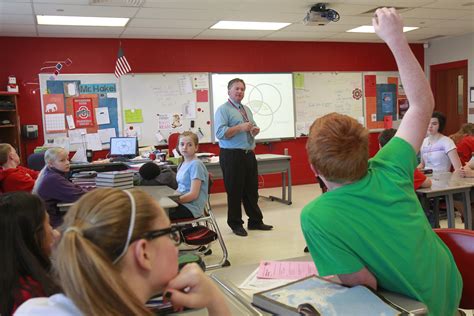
419,111,461,172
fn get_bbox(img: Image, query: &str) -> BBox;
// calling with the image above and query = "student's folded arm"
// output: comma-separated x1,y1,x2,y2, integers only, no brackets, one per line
179,179,201,203
336,267,378,290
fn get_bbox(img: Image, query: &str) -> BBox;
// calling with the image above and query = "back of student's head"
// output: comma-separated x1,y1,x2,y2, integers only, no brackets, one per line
139,162,161,180
306,113,368,183
432,111,446,133
378,128,397,147
0,143,13,165
55,188,164,316
0,192,57,315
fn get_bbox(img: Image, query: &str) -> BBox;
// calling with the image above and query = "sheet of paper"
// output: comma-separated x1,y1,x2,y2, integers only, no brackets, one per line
192,74,209,89
68,128,86,144
158,113,173,129
183,101,196,119
95,107,110,125
178,75,193,94
66,115,76,129
257,261,317,280
98,128,116,144
124,109,144,123
155,131,164,143
240,268,293,293
85,133,102,151
71,146,87,163
45,113,66,132
196,89,208,103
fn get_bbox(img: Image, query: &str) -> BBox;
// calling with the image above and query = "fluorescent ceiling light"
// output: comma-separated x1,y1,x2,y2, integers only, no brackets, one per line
347,25,418,33
211,21,290,31
37,15,129,27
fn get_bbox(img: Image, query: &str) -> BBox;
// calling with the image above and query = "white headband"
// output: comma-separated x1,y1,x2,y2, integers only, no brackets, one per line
112,190,136,264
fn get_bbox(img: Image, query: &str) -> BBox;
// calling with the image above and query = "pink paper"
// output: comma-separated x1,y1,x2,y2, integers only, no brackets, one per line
257,261,318,280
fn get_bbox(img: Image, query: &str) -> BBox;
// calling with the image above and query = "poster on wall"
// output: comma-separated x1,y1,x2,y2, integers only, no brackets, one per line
73,98,95,128
376,84,397,121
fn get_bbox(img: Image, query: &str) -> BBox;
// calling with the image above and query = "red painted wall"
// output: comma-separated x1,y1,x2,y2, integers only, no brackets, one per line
0,37,423,191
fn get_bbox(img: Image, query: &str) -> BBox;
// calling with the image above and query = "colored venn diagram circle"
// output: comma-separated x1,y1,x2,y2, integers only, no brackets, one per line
245,83,282,133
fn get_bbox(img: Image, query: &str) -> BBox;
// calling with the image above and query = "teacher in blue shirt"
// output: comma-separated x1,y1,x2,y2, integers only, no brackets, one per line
214,78,273,237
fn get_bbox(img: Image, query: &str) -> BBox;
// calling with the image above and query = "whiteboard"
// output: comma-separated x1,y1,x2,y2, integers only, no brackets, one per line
120,73,212,146
211,73,295,141
39,73,121,151
294,72,364,136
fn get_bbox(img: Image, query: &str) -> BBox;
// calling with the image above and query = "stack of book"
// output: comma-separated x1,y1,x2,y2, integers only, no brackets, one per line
95,170,134,189
71,171,97,190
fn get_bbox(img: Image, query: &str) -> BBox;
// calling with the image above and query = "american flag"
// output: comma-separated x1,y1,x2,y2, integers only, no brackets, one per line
114,47,131,78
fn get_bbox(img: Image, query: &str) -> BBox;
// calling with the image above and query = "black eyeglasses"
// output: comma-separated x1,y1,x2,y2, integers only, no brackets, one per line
137,226,182,246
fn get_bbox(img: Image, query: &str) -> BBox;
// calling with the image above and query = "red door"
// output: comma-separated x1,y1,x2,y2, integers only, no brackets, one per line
431,60,468,136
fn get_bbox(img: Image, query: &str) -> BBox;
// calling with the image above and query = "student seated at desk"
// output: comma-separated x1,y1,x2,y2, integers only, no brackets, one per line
419,111,462,172
0,192,59,315
301,9,461,316
0,143,39,193
451,123,474,165
379,128,432,189
138,162,178,190
33,148,86,228
15,188,230,316
170,131,209,220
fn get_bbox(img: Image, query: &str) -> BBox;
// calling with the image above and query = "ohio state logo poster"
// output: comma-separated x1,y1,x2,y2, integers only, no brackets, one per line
73,98,94,127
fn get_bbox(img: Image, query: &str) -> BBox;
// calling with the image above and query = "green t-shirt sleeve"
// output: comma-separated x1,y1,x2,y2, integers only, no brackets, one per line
301,205,364,277
371,137,417,181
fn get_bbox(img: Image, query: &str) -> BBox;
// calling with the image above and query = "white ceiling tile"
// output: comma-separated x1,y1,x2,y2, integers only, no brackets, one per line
401,7,469,19
263,31,338,40
0,24,36,32
0,14,35,24
195,29,273,40
40,33,120,38
0,2,33,14
32,0,89,4
0,32,37,37
121,33,193,39
422,0,474,10
284,22,359,32
34,3,138,17
128,18,214,29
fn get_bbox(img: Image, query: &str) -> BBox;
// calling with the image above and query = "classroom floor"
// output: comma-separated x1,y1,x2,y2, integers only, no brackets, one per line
202,183,467,268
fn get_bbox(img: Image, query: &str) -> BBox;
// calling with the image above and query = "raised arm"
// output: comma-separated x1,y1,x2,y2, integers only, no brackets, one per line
373,8,434,153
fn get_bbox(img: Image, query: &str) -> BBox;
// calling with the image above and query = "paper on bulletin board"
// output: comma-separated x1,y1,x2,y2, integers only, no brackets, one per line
68,128,86,144
294,73,305,89
98,128,116,144
159,113,173,129
86,133,102,151
178,75,193,95
124,109,144,123
125,124,142,139
196,89,208,103
66,115,75,129
43,94,65,114
183,101,196,119
73,98,95,128
192,74,209,89
95,107,110,125
45,113,66,133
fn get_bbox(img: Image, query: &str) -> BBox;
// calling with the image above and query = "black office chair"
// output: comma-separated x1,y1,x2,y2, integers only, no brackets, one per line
27,152,46,171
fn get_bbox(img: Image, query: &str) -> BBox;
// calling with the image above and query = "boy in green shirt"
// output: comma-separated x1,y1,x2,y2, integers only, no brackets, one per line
301,8,462,316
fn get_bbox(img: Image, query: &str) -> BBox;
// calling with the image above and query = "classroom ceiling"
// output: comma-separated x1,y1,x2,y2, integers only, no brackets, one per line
0,0,473,43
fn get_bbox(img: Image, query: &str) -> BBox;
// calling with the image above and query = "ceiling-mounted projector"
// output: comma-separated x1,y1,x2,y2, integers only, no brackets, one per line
303,3,340,26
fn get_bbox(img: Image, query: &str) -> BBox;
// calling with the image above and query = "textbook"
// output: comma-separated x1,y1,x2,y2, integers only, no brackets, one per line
95,170,134,179
252,276,405,316
95,177,134,185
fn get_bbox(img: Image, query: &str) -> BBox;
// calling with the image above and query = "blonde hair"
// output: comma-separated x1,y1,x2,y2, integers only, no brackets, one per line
54,188,164,316
32,147,68,194
450,123,474,144
0,143,13,165
306,113,369,183
177,131,199,164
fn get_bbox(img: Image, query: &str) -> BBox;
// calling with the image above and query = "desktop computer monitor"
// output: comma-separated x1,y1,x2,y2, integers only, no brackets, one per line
110,137,138,159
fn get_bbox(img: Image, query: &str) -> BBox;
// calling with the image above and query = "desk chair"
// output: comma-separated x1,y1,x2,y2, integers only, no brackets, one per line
171,176,230,270
168,133,180,157
434,228,474,312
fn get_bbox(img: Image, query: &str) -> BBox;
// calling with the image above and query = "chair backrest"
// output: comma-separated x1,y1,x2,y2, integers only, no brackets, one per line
27,152,46,171
434,228,474,309
168,133,180,157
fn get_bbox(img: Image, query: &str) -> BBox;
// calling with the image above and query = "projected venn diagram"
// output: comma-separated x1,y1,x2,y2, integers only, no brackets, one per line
244,83,283,133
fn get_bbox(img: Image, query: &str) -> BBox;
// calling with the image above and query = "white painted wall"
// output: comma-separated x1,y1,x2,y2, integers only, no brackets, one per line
424,32,474,122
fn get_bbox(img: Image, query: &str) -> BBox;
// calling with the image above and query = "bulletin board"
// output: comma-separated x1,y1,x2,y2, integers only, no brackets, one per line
120,73,212,146
211,73,295,141
39,73,121,151
363,72,403,130
294,72,364,136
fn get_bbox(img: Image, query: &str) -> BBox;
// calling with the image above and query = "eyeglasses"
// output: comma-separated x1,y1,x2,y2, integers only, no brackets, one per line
138,226,182,246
